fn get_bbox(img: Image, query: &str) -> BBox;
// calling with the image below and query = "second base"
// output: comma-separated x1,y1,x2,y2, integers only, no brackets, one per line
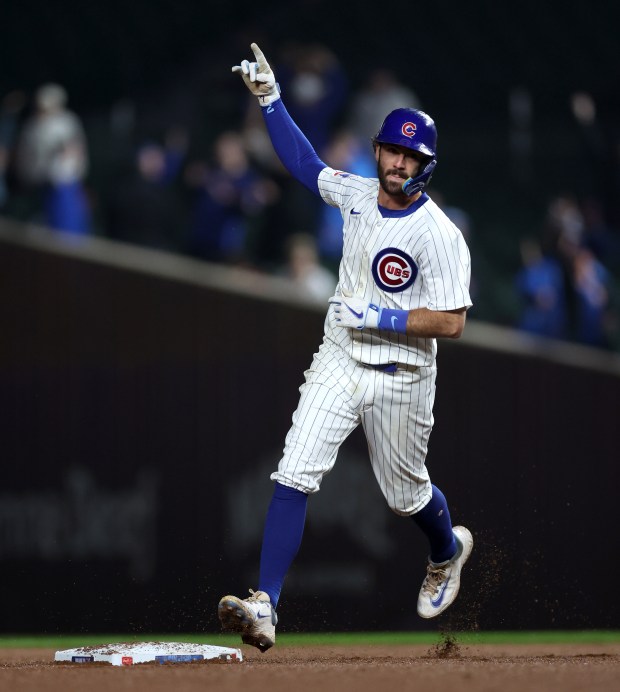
54,641,243,666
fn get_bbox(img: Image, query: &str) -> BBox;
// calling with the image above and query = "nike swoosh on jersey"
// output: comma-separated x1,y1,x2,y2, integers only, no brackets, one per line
350,209,361,215
346,304,364,319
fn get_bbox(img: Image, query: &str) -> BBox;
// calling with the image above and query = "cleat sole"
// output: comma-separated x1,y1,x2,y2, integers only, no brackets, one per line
218,597,254,632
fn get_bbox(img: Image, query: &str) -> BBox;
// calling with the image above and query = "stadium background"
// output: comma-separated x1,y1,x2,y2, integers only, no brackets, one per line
1,0,619,635
2,0,620,328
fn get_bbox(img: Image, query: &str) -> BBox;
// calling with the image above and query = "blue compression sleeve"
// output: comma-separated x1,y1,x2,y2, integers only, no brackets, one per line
261,99,326,196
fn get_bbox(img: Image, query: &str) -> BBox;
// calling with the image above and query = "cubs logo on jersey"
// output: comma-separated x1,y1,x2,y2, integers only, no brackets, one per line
372,247,418,292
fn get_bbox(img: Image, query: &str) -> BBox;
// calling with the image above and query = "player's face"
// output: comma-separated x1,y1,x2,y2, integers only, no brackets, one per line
375,144,424,198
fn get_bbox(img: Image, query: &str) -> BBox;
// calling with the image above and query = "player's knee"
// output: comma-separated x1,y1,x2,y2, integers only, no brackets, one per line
387,503,418,517
270,470,321,494
384,484,432,516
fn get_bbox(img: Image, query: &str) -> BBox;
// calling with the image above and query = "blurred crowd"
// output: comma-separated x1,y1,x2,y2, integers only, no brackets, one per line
1,41,619,351
515,195,620,349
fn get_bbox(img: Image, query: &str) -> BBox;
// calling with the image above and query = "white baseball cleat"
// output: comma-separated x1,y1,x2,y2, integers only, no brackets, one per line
218,589,277,652
417,525,473,619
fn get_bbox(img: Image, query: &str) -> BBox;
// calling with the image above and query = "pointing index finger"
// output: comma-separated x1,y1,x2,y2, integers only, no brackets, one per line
250,42,268,69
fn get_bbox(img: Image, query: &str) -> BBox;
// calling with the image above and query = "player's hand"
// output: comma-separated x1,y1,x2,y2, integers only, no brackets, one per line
232,43,280,106
329,295,382,330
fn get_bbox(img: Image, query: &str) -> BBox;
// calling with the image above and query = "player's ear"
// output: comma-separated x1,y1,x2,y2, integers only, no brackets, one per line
373,142,380,162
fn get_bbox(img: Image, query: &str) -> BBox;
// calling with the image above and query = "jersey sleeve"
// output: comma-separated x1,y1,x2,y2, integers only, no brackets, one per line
418,228,473,311
317,167,367,209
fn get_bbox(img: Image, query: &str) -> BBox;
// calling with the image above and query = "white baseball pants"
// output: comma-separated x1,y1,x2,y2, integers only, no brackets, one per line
272,341,436,515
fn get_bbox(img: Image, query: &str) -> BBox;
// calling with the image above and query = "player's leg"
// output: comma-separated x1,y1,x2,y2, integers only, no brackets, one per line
362,364,437,516
411,483,457,563
257,481,308,611
261,348,365,600
219,345,365,650
217,480,308,652
362,364,473,618
410,482,473,618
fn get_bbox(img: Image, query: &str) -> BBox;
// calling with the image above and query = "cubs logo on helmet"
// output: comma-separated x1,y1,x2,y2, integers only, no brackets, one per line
372,248,418,293
374,108,437,158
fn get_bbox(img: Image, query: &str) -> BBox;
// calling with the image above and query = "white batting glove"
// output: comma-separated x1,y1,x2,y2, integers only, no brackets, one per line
329,295,381,330
232,42,280,106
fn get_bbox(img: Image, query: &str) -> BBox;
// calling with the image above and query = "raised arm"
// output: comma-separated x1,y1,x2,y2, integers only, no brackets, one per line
232,43,326,195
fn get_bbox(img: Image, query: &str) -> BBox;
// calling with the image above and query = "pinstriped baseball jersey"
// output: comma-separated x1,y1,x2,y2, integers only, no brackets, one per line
318,166,472,367
272,163,473,513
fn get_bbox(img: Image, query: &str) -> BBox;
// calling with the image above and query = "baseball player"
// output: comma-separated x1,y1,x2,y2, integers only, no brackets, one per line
218,43,473,652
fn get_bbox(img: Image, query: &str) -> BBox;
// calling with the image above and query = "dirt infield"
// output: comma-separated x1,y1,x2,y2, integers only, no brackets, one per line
2,643,619,692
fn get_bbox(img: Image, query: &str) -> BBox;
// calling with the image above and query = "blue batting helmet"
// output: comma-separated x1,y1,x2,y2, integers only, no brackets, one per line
373,108,438,196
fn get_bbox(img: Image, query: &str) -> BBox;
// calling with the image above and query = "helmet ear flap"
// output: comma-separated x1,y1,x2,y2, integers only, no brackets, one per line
402,158,437,196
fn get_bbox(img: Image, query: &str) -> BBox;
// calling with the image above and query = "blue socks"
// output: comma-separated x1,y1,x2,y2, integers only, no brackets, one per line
257,482,455,608
411,484,457,563
258,482,308,608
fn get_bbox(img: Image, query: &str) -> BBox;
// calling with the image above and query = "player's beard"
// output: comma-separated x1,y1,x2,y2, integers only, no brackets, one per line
376,160,409,200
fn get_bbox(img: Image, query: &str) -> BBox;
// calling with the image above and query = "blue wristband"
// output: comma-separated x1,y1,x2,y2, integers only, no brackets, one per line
378,308,409,334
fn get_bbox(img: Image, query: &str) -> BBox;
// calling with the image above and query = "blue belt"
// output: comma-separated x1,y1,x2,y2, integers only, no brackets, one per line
369,363,398,373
